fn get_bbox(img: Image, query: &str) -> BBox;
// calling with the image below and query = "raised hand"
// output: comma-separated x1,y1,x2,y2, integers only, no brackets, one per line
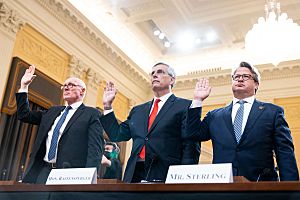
20,65,36,89
194,78,211,101
103,81,117,110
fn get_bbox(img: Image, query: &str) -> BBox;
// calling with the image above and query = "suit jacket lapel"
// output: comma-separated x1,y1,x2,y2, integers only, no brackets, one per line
147,94,176,134
222,102,237,143
143,101,152,134
37,107,65,147
239,100,265,143
44,107,65,133
62,103,85,135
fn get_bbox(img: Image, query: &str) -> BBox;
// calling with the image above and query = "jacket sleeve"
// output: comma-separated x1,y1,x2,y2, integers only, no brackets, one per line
100,108,135,142
86,109,104,170
15,92,44,125
184,107,211,141
181,107,200,164
273,106,299,181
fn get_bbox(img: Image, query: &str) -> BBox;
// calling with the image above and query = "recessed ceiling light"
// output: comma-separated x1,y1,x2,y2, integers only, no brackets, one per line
206,31,217,42
153,29,160,36
159,32,165,40
176,31,195,50
164,41,171,48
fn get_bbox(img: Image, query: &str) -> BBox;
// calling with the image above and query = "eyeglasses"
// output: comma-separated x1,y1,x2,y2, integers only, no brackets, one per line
232,74,254,81
61,83,83,90
150,69,173,77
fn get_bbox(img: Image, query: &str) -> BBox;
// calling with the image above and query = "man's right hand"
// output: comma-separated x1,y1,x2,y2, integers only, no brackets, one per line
194,78,211,101
103,81,117,110
101,155,112,167
20,65,36,89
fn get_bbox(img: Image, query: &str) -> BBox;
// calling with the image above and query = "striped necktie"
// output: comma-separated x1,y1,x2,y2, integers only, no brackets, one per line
233,100,245,143
48,106,72,161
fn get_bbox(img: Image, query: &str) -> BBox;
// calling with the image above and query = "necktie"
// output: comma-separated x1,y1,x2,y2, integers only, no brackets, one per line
48,106,72,161
233,100,245,143
139,99,161,159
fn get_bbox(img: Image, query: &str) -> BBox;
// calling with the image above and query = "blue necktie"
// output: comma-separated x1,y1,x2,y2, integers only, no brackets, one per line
48,106,72,160
233,100,245,143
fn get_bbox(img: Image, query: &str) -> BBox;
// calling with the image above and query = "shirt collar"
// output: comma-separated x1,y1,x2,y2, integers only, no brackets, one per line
154,92,173,103
68,101,83,109
233,96,255,105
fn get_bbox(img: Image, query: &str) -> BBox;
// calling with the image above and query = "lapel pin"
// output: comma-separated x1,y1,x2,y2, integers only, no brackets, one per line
259,106,264,110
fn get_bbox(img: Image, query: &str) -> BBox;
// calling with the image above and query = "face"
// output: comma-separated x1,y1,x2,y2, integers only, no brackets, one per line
150,64,174,95
62,78,85,105
232,67,259,99
104,144,114,153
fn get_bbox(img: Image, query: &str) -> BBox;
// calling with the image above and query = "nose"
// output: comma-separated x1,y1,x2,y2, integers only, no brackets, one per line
237,76,244,81
151,71,158,78
64,86,70,91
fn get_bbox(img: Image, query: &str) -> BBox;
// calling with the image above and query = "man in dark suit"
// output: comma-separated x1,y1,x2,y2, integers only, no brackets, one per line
186,61,299,181
100,63,201,183
16,65,103,184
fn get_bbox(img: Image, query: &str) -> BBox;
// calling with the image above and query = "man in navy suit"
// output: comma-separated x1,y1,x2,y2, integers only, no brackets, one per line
186,61,299,181
100,63,203,183
16,65,103,184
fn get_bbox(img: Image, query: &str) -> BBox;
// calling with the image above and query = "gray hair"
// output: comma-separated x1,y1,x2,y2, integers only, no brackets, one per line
153,62,176,88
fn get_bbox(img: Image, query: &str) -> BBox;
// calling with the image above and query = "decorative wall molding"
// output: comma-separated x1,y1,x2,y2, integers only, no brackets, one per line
86,68,102,90
36,0,150,91
0,0,24,36
13,25,69,84
68,55,88,78
174,61,300,91
69,55,102,90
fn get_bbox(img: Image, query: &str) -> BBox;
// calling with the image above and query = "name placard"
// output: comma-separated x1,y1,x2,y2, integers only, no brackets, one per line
165,163,233,183
46,167,97,185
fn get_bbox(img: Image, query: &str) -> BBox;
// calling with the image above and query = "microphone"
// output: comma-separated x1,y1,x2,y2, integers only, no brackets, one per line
62,162,71,168
256,168,277,181
141,154,158,183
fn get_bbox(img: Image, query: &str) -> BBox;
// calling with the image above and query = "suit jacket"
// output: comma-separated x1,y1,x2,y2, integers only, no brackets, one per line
16,93,104,183
186,99,299,181
100,94,200,182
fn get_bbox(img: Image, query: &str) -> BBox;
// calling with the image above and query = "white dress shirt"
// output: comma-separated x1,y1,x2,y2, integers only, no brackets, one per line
231,96,255,135
18,87,83,163
103,92,173,116
44,101,82,163
150,92,173,115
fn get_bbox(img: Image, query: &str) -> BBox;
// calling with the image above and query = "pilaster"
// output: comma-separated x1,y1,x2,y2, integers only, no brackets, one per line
0,0,23,109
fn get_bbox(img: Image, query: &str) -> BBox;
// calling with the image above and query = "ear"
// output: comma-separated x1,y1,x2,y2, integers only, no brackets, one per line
170,76,175,85
81,88,86,96
255,82,259,91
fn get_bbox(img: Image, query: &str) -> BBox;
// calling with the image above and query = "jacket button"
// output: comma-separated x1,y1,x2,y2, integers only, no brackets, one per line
145,137,148,141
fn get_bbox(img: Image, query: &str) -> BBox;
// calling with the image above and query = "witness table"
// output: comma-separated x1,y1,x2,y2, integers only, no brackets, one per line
0,179,299,200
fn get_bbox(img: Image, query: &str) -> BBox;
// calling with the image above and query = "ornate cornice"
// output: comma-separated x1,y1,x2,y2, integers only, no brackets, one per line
86,68,102,90
174,61,300,91
0,0,23,35
68,55,87,78
69,55,102,90
36,0,150,90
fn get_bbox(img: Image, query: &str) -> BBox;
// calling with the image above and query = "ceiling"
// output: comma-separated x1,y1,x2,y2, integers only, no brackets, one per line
68,0,300,75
